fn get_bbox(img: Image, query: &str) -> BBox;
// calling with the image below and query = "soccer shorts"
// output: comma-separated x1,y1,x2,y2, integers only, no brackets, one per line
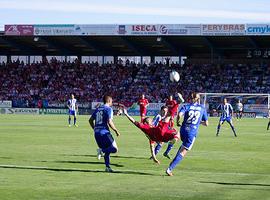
220,116,231,123
94,131,115,150
69,110,76,116
180,131,196,151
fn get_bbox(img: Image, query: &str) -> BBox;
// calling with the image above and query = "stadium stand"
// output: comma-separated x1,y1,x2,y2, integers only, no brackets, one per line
0,58,269,108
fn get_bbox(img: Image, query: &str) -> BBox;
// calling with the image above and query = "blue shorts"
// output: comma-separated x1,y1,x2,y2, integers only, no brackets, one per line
180,129,196,151
69,110,76,116
220,116,231,123
94,131,115,150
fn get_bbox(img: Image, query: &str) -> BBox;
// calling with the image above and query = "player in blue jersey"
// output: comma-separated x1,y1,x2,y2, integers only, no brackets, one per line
67,94,78,127
89,95,120,172
166,92,208,176
216,98,237,137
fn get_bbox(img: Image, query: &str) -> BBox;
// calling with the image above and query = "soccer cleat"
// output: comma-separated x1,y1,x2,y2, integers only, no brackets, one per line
74,124,78,127
105,166,114,173
166,168,173,176
97,148,103,160
68,124,71,127
163,153,171,159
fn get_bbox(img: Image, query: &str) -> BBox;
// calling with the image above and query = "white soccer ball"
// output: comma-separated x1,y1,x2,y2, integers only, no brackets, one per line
169,71,180,82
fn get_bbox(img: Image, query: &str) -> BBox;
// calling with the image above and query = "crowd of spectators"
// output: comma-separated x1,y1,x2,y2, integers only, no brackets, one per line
0,58,269,108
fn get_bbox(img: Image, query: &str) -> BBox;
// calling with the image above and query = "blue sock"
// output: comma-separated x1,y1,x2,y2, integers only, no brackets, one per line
104,153,110,167
103,146,117,167
154,143,162,155
68,116,71,125
74,117,77,125
164,143,174,155
169,149,183,171
217,124,221,134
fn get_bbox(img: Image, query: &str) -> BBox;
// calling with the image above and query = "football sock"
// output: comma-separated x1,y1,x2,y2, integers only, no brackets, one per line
74,117,77,125
154,143,162,155
164,143,174,155
104,153,110,167
229,122,237,136
168,149,183,171
68,116,71,125
267,121,270,130
216,124,221,135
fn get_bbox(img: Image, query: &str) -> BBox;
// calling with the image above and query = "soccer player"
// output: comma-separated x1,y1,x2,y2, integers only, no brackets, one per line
236,99,243,120
166,92,208,176
67,94,78,127
89,95,120,172
123,109,180,164
216,98,237,137
138,94,149,122
267,109,270,131
166,94,185,127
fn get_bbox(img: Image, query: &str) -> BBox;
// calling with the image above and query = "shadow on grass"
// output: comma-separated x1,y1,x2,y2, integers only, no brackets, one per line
39,160,124,167
0,164,155,176
200,181,270,187
61,154,149,160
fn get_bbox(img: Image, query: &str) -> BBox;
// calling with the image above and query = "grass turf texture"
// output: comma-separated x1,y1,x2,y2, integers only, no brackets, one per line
0,115,269,200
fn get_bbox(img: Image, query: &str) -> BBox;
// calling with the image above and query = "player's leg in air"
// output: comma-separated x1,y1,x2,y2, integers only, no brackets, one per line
227,118,237,137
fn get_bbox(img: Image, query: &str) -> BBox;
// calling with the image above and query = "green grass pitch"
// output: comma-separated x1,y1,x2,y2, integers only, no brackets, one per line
0,114,270,200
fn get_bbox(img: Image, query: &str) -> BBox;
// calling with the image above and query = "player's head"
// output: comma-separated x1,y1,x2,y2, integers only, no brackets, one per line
143,117,152,125
160,105,168,116
191,92,200,103
103,95,113,106
169,95,173,101
223,98,227,104
141,94,145,99
71,94,74,99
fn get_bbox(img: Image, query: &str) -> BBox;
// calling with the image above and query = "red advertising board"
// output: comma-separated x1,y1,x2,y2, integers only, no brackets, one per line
5,25,34,36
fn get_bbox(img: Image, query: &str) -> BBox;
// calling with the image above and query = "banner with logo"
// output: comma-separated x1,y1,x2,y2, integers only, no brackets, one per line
5,25,34,36
0,101,12,108
74,24,118,35
201,24,245,35
34,24,75,36
244,104,268,114
246,24,270,35
40,108,69,115
0,108,39,114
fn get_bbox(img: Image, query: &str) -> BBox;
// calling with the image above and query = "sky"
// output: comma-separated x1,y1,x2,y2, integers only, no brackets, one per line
1,0,270,30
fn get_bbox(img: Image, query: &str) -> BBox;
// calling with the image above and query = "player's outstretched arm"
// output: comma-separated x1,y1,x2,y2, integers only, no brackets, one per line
177,93,185,104
150,142,160,164
123,109,136,124
89,117,95,130
176,112,184,126
108,119,120,137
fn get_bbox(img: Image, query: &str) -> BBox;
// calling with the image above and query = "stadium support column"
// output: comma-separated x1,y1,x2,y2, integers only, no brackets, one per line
77,55,82,63
150,56,155,64
7,55,11,64
113,56,118,64
140,56,143,64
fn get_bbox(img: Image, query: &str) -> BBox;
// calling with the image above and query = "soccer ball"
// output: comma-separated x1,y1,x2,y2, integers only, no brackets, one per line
169,71,180,82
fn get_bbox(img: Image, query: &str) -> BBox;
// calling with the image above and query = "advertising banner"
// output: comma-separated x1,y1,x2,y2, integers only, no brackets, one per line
41,108,69,115
0,108,39,115
117,24,201,35
5,25,34,36
75,24,118,35
244,104,268,114
0,100,12,108
246,24,270,35
34,24,75,36
201,24,245,35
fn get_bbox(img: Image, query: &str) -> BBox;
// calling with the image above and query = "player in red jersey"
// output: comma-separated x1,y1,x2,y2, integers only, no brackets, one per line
166,93,185,127
123,109,180,164
137,94,149,122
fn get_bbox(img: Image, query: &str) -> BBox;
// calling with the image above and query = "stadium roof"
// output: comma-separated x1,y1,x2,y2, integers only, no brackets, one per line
1,34,270,58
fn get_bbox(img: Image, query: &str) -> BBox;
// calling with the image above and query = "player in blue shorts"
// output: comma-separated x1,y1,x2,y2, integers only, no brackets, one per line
216,98,237,137
67,94,78,127
89,95,120,172
166,92,208,176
